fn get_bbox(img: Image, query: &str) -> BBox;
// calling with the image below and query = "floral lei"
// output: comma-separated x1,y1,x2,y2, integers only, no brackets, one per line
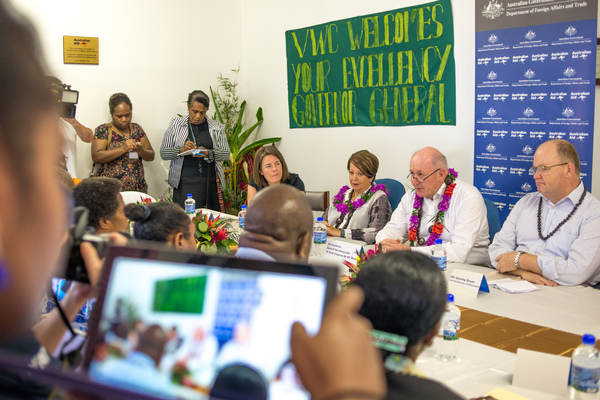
333,183,389,215
408,168,458,246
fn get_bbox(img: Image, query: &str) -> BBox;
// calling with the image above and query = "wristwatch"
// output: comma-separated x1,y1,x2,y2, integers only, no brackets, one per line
514,251,524,269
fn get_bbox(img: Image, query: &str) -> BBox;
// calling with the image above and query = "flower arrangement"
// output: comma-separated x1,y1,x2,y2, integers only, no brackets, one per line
171,360,192,385
339,244,382,289
192,210,238,255
333,184,389,215
408,168,458,246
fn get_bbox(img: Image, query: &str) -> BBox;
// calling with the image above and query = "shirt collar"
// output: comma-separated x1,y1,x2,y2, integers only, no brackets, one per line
539,181,584,206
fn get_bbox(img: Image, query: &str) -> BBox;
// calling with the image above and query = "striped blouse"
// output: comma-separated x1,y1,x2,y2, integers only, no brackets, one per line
160,116,230,188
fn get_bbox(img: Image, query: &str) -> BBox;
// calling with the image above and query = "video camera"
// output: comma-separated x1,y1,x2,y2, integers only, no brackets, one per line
50,81,79,119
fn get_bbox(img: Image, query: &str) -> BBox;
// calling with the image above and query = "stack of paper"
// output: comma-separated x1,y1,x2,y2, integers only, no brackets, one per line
489,278,539,294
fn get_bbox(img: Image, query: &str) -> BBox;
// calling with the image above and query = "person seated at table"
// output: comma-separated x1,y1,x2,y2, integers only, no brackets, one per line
490,139,600,287
354,251,464,400
246,145,305,204
376,147,489,265
72,177,129,234
0,3,386,399
322,150,392,245
91,93,155,193
237,184,313,262
124,202,196,251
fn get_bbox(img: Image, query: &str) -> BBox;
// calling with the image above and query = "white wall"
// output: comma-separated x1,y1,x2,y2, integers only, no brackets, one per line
10,0,600,199
11,0,242,199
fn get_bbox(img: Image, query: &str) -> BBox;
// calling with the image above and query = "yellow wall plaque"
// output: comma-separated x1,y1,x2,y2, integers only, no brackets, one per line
63,36,99,65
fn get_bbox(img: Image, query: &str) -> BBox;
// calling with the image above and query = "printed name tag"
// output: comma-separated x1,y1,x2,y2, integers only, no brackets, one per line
129,152,139,159
448,269,489,298
323,239,362,263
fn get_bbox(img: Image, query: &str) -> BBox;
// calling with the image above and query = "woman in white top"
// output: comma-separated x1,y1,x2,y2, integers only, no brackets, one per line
323,150,392,244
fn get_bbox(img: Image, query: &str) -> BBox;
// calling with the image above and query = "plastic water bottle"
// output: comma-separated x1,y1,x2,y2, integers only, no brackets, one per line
431,238,447,271
238,205,247,230
435,293,460,362
568,334,600,399
184,193,196,214
312,217,327,257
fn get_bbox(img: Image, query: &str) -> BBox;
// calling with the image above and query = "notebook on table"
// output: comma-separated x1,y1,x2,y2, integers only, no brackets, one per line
79,243,338,400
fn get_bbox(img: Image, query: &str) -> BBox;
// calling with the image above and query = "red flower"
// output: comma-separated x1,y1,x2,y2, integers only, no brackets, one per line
238,181,247,191
408,229,417,242
214,228,229,242
431,222,444,235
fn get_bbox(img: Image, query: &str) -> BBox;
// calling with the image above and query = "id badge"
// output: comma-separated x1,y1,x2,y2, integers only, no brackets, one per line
129,152,139,159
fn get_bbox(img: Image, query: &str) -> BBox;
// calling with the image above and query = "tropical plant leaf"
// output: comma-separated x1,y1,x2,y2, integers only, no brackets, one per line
209,86,224,125
238,137,281,160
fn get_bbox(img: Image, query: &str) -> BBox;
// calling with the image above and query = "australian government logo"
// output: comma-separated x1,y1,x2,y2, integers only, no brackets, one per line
524,69,535,79
521,182,532,192
486,143,497,153
525,30,536,41
565,26,577,37
522,145,533,155
488,34,499,44
485,179,496,189
487,71,498,81
482,1,504,19
562,108,575,117
486,108,497,117
563,67,576,78
523,108,534,118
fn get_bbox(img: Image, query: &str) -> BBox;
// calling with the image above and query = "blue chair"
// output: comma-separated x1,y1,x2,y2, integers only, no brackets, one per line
375,178,406,210
484,198,501,243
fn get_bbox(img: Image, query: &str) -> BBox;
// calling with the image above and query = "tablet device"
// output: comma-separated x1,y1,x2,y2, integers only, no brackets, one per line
82,244,338,399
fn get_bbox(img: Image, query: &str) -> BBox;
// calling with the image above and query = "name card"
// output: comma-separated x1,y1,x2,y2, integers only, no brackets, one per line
447,269,489,298
323,239,362,263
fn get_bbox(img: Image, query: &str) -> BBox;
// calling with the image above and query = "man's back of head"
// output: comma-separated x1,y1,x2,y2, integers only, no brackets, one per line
239,185,314,261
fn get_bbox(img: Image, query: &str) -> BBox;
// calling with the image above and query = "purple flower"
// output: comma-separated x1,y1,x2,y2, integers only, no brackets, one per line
413,196,422,209
336,203,349,214
448,168,458,179
353,198,366,208
439,199,449,212
409,214,419,225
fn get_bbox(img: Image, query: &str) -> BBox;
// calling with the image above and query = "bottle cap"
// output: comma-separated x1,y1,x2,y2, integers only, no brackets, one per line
187,193,192,197
241,205,247,209
447,293,454,303
435,238,443,245
582,334,596,345
317,217,323,222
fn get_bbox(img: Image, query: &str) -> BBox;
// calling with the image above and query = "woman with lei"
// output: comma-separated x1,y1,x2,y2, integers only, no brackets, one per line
322,150,392,244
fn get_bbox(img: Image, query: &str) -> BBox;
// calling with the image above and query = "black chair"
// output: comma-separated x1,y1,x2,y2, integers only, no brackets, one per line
305,191,330,212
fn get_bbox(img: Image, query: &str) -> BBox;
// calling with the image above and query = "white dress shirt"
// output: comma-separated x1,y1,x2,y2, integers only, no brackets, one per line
376,179,490,265
489,182,600,286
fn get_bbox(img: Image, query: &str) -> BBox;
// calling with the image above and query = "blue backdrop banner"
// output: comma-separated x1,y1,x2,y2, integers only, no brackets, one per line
474,0,597,224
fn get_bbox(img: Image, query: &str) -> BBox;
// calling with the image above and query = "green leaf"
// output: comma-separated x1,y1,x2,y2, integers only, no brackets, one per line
210,86,224,124
238,137,281,160
197,221,208,233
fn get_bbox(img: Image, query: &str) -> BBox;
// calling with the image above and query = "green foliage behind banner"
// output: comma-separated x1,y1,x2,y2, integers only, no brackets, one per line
285,0,456,128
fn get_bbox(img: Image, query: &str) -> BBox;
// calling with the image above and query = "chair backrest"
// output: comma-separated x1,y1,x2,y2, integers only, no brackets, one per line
305,191,330,212
120,191,156,205
374,178,406,210
484,198,501,243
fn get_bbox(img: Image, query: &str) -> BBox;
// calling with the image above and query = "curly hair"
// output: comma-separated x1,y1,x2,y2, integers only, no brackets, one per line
72,178,122,229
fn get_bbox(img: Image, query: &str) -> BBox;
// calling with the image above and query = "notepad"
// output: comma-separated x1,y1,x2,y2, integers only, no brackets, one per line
489,278,539,293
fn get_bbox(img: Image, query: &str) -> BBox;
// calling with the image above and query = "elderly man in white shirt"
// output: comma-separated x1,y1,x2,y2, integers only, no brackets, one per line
376,147,490,265
490,139,600,286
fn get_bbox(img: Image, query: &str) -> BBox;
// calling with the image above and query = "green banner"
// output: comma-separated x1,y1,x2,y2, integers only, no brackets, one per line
285,0,455,128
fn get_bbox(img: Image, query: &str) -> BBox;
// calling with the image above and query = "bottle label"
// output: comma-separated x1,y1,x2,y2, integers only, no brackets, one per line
313,230,326,244
239,217,245,229
569,364,600,393
185,202,195,214
432,255,447,271
442,319,460,341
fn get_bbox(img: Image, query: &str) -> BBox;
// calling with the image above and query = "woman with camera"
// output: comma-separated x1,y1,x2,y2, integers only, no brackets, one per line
91,93,155,193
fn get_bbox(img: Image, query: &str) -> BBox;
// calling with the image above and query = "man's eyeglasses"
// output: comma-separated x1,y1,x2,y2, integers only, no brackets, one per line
529,163,568,175
407,168,440,183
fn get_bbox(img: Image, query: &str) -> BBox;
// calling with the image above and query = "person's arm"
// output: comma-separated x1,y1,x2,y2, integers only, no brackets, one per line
64,118,93,143
160,118,187,160
504,268,558,286
91,125,135,164
133,125,155,162
205,124,230,162
291,287,386,400
247,185,258,205
375,193,410,243
348,195,392,245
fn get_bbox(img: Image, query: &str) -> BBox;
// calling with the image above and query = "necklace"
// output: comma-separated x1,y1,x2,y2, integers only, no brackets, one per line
332,184,389,228
537,186,586,241
409,168,458,246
